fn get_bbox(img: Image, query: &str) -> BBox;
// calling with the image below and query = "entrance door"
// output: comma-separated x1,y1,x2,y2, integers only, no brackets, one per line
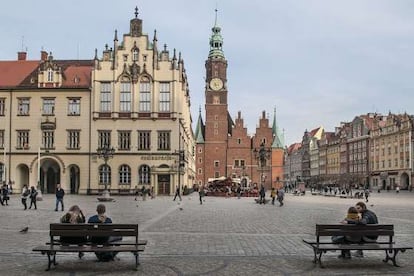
157,175,170,195
40,158,61,194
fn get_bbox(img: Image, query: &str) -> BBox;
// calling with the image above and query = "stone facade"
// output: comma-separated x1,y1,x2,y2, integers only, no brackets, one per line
0,9,195,195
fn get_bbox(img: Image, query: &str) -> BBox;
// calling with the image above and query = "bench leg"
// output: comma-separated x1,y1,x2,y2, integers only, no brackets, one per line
46,252,57,271
133,252,139,270
383,249,400,267
317,250,325,268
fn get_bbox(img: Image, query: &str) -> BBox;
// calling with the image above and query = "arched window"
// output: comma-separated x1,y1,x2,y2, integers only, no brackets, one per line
139,165,150,184
99,165,111,185
119,164,131,185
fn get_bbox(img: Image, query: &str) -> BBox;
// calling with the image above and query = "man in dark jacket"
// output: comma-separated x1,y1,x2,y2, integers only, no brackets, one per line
354,201,378,257
55,184,65,211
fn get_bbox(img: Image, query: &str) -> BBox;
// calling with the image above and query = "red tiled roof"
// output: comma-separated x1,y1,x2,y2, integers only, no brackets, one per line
0,61,39,88
309,126,321,137
62,65,92,88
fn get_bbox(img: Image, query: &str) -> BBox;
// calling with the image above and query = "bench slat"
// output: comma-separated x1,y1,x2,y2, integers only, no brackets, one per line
33,245,145,253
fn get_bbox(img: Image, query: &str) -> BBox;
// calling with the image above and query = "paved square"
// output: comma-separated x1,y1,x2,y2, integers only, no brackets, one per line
0,191,413,275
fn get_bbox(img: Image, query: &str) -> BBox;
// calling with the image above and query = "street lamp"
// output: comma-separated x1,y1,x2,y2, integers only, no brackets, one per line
97,143,115,201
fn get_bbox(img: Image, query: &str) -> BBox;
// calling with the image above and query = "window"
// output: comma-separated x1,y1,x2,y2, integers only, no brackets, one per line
0,98,5,116
68,98,80,115
98,131,111,148
159,82,170,112
42,98,55,115
100,82,112,112
17,130,29,148
139,81,151,112
120,82,131,112
47,68,53,82
213,96,220,104
0,130,4,148
0,163,4,183
18,98,30,115
42,130,54,149
67,130,80,149
198,147,202,153
138,131,151,150
214,161,219,167
157,131,170,150
214,171,220,178
234,159,245,168
237,138,241,144
99,165,111,185
198,168,202,174
139,165,150,184
119,165,131,185
132,49,139,61
118,131,131,150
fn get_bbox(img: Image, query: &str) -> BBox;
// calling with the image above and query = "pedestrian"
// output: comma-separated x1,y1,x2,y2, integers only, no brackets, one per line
21,184,30,210
150,186,155,199
270,187,276,205
396,186,400,193
259,184,265,204
141,186,146,201
173,185,182,201
353,201,379,258
277,188,285,206
28,186,38,209
199,185,205,204
364,189,369,203
236,184,241,199
55,184,65,211
2,184,9,205
226,186,232,198
134,185,139,201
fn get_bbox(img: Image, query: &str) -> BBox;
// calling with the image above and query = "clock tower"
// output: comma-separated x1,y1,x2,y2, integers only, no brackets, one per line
203,10,231,180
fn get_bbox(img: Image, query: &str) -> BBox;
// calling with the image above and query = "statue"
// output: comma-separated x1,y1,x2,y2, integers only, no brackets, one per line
259,142,267,167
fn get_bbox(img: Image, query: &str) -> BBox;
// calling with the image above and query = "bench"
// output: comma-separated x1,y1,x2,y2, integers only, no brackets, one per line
303,224,412,268
33,223,147,271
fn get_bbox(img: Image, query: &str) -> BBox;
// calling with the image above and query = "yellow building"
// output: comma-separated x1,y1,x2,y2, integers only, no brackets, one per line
0,9,195,195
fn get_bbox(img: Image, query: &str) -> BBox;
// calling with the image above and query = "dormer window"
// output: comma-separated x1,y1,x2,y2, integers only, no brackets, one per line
47,68,53,82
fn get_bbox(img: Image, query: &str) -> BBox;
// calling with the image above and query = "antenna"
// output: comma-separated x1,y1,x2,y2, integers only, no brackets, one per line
77,43,80,60
21,36,25,51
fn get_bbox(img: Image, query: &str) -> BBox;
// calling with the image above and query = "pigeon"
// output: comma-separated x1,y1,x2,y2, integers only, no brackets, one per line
20,227,29,233
179,207,183,211
370,204,374,207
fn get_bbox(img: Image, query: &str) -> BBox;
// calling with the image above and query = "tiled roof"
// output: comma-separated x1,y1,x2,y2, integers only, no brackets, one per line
0,61,39,88
0,60,93,89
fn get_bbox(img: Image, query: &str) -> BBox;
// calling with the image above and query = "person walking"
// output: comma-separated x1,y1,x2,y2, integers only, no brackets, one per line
364,189,370,203
277,188,285,206
21,184,30,210
55,184,65,211
259,184,266,204
270,187,276,205
134,185,139,201
2,184,9,206
199,186,205,204
236,184,242,199
28,186,38,209
173,185,182,201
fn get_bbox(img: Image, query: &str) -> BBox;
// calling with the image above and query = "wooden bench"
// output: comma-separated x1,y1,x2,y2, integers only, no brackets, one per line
303,224,412,268
33,223,147,271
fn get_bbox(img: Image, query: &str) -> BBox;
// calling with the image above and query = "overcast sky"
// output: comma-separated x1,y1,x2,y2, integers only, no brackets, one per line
1,0,414,145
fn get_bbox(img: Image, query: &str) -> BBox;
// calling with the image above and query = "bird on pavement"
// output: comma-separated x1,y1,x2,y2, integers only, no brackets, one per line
179,207,183,211
20,227,29,233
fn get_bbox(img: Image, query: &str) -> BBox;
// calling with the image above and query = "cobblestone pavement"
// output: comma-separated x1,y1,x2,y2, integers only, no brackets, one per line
0,191,413,275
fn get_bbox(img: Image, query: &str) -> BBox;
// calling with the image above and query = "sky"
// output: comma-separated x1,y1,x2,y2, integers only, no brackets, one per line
1,0,414,145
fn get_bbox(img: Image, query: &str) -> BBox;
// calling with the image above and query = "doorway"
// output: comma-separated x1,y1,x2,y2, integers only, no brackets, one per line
157,174,170,195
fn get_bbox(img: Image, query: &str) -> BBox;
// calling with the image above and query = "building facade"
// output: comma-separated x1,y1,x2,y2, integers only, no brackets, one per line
0,8,195,195
195,16,284,190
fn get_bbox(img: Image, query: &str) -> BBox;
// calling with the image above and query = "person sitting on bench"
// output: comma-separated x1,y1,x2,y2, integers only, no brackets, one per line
88,204,120,262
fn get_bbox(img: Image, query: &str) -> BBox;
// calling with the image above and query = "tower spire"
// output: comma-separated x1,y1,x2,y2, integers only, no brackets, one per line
272,107,284,149
209,8,224,59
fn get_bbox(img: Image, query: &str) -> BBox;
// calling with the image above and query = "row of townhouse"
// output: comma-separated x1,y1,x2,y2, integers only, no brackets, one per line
284,112,413,190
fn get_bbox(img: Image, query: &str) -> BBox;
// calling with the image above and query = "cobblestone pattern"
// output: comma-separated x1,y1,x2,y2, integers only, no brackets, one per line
0,191,413,275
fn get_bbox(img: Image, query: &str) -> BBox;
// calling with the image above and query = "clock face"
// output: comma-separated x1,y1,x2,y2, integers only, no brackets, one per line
210,78,223,91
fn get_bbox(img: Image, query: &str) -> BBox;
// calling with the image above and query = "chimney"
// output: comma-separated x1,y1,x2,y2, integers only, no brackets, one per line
41,51,48,61
17,51,27,61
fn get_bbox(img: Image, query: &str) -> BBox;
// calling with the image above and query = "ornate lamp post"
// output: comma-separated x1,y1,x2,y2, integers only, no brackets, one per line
97,144,115,201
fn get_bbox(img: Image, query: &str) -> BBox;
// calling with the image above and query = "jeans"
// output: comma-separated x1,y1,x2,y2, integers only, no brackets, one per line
55,198,64,211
